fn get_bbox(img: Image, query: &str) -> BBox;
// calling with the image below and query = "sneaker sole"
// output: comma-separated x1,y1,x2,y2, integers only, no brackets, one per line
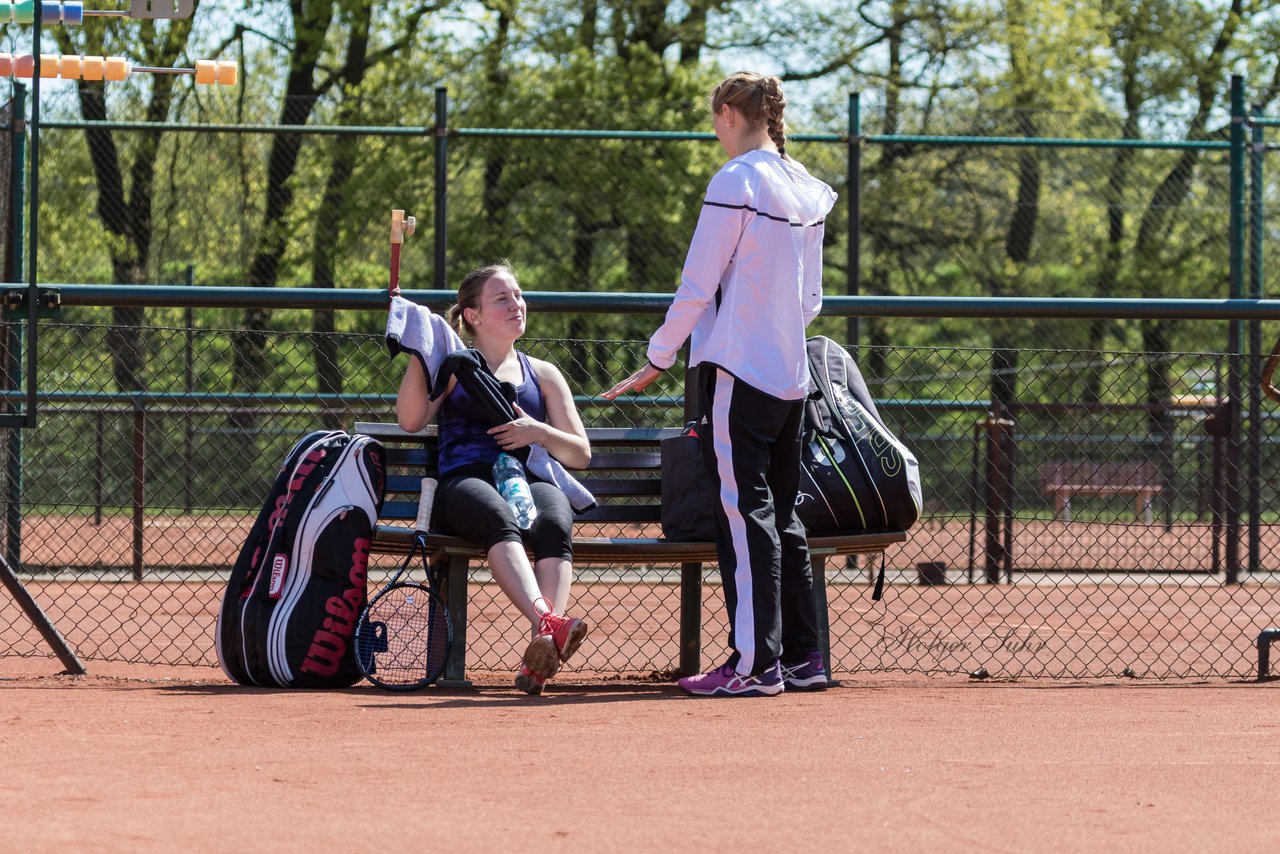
514,671,545,695
784,675,829,691
523,634,560,680
557,619,589,663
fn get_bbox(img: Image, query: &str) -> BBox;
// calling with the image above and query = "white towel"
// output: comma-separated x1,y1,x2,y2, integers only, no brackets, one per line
385,297,596,512
385,295,464,397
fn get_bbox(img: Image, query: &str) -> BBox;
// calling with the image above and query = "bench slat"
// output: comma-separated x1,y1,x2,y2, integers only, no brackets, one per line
356,422,682,445
372,524,905,561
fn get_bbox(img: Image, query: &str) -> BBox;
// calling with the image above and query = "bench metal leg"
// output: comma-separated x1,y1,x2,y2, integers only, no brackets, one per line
439,553,473,688
679,562,702,677
812,554,834,680
1138,492,1154,525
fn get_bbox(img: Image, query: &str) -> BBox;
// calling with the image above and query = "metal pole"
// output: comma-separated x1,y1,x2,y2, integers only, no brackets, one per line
848,92,861,351
433,86,447,291
25,4,40,429
93,411,102,525
1226,75,1245,584
5,82,25,567
131,402,145,582
1002,419,1016,583
183,264,194,515
967,420,980,583
1212,355,1224,575
0,552,84,674
982,407,1010,584
1247,104,1263,574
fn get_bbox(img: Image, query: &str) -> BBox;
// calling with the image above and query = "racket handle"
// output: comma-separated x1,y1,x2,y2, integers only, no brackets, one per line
415,477,437,535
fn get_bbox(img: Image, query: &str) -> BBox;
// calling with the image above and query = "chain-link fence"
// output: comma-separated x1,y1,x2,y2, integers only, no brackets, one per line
0,312,1277,679
1,86,1278,679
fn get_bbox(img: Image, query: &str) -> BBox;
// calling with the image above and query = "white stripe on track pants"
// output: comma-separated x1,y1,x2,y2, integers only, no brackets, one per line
697,365,820,677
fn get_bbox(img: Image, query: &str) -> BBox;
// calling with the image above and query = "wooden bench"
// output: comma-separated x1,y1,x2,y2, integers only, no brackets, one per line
1038,460,1162,523
355,422,908,685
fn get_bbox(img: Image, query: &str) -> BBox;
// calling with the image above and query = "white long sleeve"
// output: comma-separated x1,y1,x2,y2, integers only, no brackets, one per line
646,150,837,400
647,169,752,371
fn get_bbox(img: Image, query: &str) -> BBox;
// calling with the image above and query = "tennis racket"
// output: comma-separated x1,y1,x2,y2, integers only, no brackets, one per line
355,477,453,690
388,208,415,300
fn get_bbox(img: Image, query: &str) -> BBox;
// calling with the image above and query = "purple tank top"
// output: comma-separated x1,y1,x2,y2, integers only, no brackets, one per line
437,351,548,477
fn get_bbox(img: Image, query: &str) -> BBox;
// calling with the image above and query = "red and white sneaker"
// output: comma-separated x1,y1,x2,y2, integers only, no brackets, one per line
514,664,547,696
538,611,589,663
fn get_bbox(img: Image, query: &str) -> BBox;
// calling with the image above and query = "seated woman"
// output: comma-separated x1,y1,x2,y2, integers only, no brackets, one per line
396,262,592,695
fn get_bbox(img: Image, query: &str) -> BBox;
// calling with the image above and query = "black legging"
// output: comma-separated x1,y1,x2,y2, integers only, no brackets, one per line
434,468,574,561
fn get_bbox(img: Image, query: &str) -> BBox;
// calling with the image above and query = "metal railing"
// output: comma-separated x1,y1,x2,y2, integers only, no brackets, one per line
0,292,1278,680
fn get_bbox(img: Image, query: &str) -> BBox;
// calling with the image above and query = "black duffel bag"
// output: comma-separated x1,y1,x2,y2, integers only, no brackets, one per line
660,421,718,542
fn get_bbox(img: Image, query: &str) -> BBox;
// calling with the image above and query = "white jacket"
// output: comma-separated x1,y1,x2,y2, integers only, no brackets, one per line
647,149,837,401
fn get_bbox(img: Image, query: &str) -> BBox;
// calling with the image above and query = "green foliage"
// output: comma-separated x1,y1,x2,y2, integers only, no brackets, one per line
14,1,1280,440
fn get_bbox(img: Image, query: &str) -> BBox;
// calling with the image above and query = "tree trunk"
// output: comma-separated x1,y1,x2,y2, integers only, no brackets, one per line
310,1,373,427
233,0,335,421
60,20,191,391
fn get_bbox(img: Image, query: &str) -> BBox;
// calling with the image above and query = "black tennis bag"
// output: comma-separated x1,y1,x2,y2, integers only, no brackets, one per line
216,430,386,688
796,336,922,532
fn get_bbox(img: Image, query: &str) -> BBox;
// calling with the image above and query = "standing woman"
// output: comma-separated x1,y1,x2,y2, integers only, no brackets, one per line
397,263,592,695
603,73,836,697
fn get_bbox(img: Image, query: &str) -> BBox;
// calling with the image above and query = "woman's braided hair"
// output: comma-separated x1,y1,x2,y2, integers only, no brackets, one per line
710,72,788,157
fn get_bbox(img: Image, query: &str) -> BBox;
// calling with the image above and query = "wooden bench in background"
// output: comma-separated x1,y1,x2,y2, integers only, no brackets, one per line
355,422,909,684
1038,459,1162,523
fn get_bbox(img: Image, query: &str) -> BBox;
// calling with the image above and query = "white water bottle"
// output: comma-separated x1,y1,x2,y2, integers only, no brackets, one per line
493,452,537,530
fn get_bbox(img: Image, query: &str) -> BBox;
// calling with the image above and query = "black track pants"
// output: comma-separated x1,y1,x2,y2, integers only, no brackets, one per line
697,366,819,677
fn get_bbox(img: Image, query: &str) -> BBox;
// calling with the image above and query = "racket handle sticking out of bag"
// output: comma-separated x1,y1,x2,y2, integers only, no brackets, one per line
355,477,454,690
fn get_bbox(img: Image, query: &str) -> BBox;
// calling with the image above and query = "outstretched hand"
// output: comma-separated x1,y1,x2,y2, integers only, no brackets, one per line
600,363,664,400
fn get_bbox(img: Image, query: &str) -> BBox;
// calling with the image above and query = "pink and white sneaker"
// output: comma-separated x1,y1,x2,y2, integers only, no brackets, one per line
678,661,785,697
780,651,829,691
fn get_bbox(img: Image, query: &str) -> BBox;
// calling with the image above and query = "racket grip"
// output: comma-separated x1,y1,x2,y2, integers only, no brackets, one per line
414,477,437,535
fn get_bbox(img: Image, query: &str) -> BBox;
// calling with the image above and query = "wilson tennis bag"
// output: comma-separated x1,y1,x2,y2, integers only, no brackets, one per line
797,336,922,532
216,430,386,688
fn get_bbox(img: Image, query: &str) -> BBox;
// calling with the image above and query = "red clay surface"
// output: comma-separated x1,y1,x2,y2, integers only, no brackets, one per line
2,660,1277,852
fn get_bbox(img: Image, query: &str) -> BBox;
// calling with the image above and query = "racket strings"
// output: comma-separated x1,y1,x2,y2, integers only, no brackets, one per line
357,585,450,686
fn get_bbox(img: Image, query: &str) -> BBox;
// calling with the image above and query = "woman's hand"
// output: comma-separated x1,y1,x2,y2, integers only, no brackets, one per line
600,363,664,400
487,404,547,451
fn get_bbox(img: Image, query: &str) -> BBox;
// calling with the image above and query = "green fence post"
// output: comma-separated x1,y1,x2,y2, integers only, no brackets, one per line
1226,74,1245,585
132,399,145,582
848,92,861,352
434,86,447,291
1248,104,1263,575
183,264,194,515
5,81,24,567
24,5,40,430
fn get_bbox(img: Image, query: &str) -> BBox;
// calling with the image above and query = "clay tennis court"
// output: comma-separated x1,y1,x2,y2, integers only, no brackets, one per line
2,660,1277,851
4,511,1280,850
